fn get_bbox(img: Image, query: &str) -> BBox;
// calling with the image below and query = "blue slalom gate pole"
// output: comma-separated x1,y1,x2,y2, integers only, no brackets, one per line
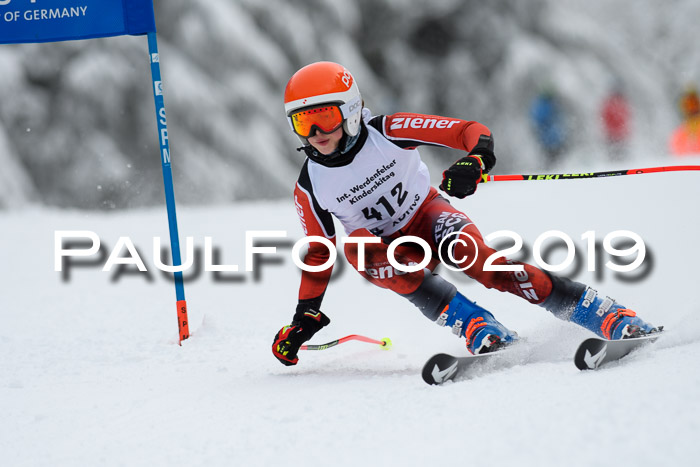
0,0,191,343
147,32,190,343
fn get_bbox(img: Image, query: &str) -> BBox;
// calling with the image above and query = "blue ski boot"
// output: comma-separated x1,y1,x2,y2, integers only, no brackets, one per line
542,275,659,340
570,287,659,340
436,292,518,354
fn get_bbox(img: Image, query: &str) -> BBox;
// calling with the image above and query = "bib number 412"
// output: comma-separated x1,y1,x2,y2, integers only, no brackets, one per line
361,182,408,222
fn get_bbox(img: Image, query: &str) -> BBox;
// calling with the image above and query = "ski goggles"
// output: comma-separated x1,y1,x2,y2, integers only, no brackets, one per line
289,105,344,138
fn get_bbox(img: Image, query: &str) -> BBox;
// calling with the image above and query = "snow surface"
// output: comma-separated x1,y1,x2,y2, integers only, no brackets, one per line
2,155,700,466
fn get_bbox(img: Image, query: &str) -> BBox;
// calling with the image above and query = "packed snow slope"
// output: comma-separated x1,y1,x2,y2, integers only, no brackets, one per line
2,156,699,467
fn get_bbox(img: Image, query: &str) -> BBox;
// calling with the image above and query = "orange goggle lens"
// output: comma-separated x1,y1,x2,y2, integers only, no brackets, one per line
290,105,343,138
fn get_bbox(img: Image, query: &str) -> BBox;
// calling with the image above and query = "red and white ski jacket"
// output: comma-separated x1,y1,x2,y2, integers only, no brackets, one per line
293,110,492,306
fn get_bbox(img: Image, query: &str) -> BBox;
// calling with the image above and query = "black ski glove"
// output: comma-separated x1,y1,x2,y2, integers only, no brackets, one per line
272,307,330,366
440,135,496,199
440,154,488,198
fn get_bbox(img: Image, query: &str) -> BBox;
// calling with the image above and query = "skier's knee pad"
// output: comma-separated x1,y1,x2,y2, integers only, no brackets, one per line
401,271,456,321
540,274,587,321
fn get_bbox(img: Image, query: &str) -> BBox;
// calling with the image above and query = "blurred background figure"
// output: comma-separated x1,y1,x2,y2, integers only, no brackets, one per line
530,87,567,165
669,84,700,156
2,1,700,211
600,83,631,160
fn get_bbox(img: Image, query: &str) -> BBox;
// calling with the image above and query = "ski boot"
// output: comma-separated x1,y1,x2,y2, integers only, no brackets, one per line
570,287,659,340
436,292,518,354
542,275,660,339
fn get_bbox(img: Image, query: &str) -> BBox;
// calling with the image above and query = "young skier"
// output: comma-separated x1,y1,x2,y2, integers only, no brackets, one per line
272,61,659,366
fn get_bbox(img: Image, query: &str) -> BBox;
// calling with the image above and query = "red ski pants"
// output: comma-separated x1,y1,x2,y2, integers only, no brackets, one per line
343,189,552,303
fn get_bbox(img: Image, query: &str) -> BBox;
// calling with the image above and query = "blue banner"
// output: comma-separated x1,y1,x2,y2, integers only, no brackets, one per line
0,0,155,44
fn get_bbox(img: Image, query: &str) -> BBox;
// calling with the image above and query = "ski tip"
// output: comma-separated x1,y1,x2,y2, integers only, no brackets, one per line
574,331,662,371
421,354,459,386
574,338,608,371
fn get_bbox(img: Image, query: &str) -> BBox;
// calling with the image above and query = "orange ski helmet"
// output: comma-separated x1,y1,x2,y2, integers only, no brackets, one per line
284,62,362,141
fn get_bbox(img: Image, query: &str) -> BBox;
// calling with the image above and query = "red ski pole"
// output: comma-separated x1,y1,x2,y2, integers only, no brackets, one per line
301,334,392,351
482,165,700,183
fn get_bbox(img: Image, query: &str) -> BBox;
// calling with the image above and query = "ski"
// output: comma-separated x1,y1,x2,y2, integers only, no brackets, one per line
574,332,662,370
422,353,482,385
421,348,520,385
423,331,663,384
